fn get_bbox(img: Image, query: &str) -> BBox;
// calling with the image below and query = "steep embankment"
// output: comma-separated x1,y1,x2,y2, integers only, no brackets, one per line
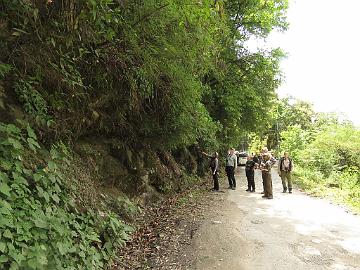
0,1,288,268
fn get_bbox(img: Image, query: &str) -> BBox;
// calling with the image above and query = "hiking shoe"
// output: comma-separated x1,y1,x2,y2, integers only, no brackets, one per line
282,189,287,193
262,195,267,198
289,190,292,194
231,187,236,190
250,190,255,193
246,189,250,192
267,196,273,199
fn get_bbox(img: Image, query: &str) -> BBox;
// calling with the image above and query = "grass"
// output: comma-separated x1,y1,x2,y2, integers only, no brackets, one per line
293,167,360,214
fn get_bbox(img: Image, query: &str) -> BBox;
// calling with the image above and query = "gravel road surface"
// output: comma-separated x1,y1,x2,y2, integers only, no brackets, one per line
192,167,360,270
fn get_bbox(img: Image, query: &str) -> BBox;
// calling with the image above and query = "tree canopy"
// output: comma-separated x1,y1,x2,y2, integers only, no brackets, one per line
1,0,288,151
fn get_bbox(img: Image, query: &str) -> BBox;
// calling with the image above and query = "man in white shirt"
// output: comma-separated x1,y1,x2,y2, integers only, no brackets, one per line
225,148,237,190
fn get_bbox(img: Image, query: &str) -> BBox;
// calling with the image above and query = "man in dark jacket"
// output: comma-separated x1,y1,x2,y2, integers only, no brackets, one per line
202,151,220,191
245,155,256,192
278,152,293,193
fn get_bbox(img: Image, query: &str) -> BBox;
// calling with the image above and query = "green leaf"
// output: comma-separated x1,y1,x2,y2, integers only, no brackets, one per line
43,191,50,203
57,242,68,255
0,217,14,228
9,261,19,270
27,258,40,269
87,232,101,243
68,246,76,253
8,138,23,150
33,172,43,182
0,159,13,170
3,229,13,239
8,249,25,264
47,161,57,171
79,251,85,258
0,255,8,263
0,242,6,253
52,194,60,204
0,199,12,210
12,172,27,185
0,63,12,79
36,186,44,195
33,219,48,229
26,125,37,139
6,124,20,135
0,205,11,215
53,184,61,193
27,138,40,150
0,183,11,197
0,172,8,181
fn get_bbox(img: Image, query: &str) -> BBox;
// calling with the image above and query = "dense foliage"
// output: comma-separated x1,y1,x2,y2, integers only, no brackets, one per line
0,123,133,269
252,98,360,212
0,0,288,150
0,0,289,268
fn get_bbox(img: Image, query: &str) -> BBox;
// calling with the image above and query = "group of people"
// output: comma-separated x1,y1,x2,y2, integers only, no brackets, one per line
203,148,294,199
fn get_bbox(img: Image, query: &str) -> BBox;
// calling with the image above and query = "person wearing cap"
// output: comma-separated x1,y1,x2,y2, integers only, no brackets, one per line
260,153,273,199
259,147,276,194
225,148,237,190
278,152,294,193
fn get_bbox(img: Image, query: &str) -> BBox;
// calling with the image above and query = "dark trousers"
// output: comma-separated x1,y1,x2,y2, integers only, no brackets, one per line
246,170,255,191
261,171,266,192
212,170,219,191
264,173,273,198
225,166,236,188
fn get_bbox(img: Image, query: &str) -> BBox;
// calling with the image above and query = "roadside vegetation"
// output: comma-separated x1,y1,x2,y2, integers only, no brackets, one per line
286,123,360,213
250,97,360,213
0,0,289,269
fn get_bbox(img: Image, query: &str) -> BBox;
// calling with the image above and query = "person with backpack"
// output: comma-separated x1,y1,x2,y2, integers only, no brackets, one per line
278,152,293,193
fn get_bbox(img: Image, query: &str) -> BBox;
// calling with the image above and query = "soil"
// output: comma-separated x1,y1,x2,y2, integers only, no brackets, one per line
118,167,360,270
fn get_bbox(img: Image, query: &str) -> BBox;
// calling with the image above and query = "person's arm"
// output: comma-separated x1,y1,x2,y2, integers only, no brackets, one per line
278,159,281,175
263,161,271,172
214,158,219,174
234,155,237,170
201,151,211,158
271,156,277,166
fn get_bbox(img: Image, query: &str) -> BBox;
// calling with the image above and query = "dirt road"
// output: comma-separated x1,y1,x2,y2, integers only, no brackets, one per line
191,167,360,270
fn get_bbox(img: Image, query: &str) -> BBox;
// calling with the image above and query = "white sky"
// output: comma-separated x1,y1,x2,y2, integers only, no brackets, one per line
248,0,360,126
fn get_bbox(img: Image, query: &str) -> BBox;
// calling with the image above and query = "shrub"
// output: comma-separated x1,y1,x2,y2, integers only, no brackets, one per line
0,123,132,269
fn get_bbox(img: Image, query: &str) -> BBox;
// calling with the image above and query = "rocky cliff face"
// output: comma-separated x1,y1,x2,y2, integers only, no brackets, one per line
73,137,207,207
0,78,208,210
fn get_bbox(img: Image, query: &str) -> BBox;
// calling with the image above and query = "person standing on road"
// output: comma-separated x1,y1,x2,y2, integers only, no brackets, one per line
211,152,220,191
202,151,220,191
259,147,268,193
278,152,294,193
245,155,256,192
260,153,273,199
225,148,237,190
